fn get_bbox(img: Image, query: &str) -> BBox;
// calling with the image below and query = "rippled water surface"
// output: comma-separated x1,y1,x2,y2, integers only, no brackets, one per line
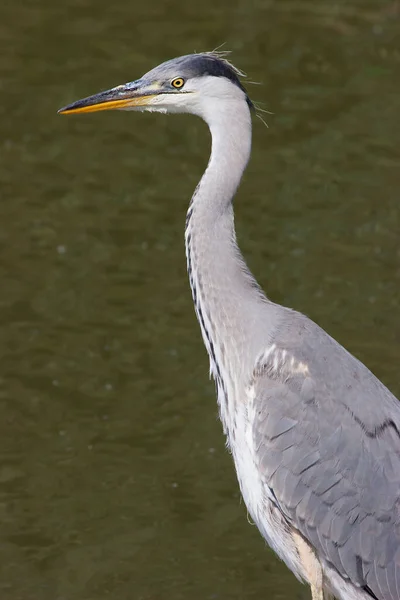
0,1,399,598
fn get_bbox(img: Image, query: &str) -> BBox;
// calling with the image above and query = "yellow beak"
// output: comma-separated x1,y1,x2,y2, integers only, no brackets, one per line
58,82,156,115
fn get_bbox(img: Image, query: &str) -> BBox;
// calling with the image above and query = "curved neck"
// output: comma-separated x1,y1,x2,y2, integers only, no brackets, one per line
185,98,267,388
189,98,252,222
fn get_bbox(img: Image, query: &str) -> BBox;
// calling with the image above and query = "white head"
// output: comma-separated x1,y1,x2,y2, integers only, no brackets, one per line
58,52,254,124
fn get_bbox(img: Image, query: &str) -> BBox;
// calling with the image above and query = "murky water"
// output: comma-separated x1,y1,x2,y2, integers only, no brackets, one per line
0,1,399,598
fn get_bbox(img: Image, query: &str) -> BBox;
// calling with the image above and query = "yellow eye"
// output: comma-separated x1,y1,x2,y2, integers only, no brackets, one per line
171,77,185,89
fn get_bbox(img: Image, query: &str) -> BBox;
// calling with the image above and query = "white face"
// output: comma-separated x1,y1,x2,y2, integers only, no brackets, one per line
138,75,248,119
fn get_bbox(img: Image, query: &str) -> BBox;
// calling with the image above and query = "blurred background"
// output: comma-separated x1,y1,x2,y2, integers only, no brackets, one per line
0,0,399,598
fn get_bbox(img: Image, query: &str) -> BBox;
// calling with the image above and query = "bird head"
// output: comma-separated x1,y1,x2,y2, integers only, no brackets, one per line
58,52,253,120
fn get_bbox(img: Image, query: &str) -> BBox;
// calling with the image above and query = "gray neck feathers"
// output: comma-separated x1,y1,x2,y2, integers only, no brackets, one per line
185,95,268,400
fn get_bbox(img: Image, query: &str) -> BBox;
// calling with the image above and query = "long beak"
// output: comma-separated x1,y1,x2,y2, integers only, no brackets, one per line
58,81,156,115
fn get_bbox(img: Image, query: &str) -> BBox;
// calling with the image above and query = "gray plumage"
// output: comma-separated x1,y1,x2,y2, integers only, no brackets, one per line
252,311,400,600
59,52,400,600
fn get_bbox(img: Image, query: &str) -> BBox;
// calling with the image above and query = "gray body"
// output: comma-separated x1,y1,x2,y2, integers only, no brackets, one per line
60,53,400,600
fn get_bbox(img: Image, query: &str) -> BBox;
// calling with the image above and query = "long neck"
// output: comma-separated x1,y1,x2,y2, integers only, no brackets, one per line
188,100,252,223
185,98,269,389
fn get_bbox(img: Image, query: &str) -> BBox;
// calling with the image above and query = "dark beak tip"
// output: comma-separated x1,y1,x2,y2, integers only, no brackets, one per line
58,102,78,114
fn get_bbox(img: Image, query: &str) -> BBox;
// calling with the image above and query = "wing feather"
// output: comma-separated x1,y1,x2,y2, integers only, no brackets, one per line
251,313,400,600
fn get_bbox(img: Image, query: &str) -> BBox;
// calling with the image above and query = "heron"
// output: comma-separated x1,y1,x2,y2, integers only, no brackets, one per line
59,52,400,600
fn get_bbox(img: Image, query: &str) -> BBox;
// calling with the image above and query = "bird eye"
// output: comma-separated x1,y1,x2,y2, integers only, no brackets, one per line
171,78,185,89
